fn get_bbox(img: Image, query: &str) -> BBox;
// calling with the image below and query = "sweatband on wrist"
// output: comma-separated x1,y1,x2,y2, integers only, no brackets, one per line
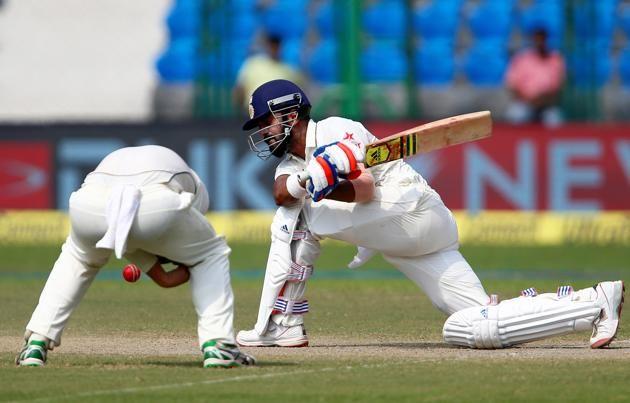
286,172,308,198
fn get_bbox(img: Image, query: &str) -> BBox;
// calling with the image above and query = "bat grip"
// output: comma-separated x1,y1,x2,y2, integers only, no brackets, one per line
298,172,310,187
297,170,357,188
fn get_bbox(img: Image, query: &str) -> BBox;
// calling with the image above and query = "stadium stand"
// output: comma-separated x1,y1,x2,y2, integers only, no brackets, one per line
362,0,406,40
314,0,335,39
361,41,407,83
569,43,613,88
413,0,462,42
156,37,197,83
573,0,617,41
519,0,564,49
414,39,456,86
618,44,630,87
261,0,308,40
154,0,630,121
467,0,514,42
307,38,338,84
166,0,200,40
462,39,509,87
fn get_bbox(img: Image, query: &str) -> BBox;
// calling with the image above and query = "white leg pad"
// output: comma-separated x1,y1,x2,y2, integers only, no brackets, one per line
254,205,318,334
271,227,320,327
443,293,601,349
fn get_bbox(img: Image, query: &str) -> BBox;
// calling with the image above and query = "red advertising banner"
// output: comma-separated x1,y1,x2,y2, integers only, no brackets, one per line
0,142,53,208
367,122,630,211
0,122,628,211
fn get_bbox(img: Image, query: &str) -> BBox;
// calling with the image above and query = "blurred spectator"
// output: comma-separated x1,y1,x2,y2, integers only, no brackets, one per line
233,33,305,112
505,28,566,127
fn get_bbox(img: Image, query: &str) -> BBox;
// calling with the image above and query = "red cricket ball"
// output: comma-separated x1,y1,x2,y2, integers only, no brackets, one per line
122,264,141,283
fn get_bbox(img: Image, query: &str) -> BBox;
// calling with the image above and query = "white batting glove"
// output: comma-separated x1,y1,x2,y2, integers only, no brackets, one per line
322,140,365,175
347,246,376,269
306,155,339,201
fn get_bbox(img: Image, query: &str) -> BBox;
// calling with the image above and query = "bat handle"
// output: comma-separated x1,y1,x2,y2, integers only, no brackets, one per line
298,172,310,187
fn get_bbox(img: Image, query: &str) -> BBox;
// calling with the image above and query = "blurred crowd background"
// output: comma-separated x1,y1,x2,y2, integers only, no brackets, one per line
1,0,630,124
154,0,630,123
0,0,628,217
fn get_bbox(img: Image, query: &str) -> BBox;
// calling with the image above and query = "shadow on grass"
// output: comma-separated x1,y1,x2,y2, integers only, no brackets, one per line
310,341,630,350
145,359,299,368
519,344,630,350
145,359,202,367
312,342,445,349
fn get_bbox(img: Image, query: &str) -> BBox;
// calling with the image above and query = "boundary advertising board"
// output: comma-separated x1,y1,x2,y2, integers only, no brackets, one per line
0,121,628,211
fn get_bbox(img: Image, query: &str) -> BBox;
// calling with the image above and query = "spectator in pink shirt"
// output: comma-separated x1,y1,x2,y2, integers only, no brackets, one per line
505,28,566,127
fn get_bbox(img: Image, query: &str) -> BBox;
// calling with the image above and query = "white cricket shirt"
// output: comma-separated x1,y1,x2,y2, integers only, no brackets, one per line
275,118,441,242
276,117,433,202
85,145,197,191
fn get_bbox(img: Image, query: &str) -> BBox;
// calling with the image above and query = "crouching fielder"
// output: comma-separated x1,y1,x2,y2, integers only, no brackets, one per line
16,145,255,368
238,79,624,350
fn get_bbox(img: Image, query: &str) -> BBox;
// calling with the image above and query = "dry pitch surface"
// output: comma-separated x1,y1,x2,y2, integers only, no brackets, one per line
3,335,630,362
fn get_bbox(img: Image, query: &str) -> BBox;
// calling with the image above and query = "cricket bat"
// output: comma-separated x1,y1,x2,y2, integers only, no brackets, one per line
299,111,492,186
363,110,492,168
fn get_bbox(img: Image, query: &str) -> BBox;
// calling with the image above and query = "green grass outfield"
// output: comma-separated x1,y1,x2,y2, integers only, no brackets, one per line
1,243,629,402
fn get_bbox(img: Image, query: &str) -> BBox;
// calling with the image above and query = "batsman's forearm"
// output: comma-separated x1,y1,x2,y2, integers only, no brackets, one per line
327,181,356,202
349,169,375,202
327,169,374,203
274,175,301,206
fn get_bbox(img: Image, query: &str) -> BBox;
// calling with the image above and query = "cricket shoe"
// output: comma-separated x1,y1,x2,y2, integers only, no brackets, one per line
15,340,47,367
590,280,625,348
202,340,256,368
236,322,309,347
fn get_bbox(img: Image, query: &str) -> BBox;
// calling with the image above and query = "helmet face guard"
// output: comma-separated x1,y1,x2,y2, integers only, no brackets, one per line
247,93,302,160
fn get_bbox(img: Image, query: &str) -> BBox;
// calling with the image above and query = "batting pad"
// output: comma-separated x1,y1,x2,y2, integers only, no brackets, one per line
442,293,601,349
271,230,320,327
254,204,320,334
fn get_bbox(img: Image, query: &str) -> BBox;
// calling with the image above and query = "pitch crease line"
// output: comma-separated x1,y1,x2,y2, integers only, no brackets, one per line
11,363,390,402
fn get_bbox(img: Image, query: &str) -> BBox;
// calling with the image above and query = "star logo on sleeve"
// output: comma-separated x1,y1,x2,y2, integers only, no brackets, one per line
343,132,354,140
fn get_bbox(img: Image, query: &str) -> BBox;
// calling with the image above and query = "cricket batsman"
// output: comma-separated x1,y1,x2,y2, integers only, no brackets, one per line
237,79,624,350
16,145,255,368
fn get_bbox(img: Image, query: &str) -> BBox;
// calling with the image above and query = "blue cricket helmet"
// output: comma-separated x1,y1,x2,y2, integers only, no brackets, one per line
242,79,311,130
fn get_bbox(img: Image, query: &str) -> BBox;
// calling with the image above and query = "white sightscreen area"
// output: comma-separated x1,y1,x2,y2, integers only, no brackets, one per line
0,0,171,121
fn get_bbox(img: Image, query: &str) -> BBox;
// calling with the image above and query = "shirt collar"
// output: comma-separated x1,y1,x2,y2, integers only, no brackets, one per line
303,119,317,162
306,119,317,149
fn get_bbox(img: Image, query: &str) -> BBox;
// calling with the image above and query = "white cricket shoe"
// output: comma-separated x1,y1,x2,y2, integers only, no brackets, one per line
590,281,625,348
237,322,309,347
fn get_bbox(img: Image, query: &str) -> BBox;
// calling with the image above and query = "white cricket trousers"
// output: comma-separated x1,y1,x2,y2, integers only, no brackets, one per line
26,179,236,348
307,190,490,315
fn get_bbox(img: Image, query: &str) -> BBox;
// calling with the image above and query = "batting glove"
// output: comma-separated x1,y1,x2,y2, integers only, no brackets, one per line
306,154,339,202
318,140,364,177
